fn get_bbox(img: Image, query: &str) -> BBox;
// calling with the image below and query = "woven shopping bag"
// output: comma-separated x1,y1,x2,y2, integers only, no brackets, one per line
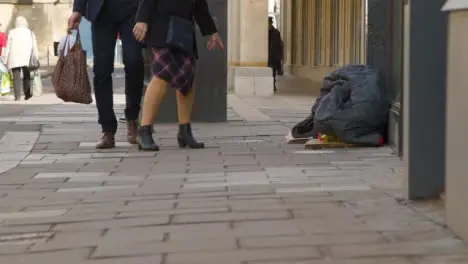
52,30,92,104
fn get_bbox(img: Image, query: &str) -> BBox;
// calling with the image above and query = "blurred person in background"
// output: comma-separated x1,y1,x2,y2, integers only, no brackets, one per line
3,16,39,101
0,22,6,56
268,16,283,93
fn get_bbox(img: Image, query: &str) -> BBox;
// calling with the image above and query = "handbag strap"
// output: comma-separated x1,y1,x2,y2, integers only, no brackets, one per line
61,29,82,58
29,29,35,59
191,0,199,20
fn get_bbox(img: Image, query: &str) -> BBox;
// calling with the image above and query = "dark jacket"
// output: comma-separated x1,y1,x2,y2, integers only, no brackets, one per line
268,27,283,69
136,0,218,56
73,0,104,22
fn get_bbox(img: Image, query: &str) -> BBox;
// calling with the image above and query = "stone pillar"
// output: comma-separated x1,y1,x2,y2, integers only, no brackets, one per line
229,0,274,96
0,4,15,31
280,0,292,75
442,0,468,242
402,0,447,200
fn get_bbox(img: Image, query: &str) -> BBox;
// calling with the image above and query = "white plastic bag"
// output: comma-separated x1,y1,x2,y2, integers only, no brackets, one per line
58,33,77,57
31,71,42,97
0,72,12,96
0,58,11,95
0,57,7,74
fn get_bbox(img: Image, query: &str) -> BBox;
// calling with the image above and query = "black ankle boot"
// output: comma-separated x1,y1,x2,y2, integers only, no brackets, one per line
177,123,204,149
138,125,159,151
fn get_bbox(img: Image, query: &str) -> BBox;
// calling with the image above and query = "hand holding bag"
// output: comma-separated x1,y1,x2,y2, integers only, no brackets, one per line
28,30,40,71
52,30,92,104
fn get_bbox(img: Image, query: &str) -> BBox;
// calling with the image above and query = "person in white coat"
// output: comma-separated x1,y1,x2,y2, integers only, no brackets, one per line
2,16,39,101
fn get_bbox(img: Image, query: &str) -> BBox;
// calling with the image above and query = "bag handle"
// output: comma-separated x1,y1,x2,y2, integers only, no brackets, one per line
29,30,35,60
61,29,82,58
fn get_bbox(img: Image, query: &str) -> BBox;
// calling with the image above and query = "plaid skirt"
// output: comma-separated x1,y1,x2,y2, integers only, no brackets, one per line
151,47,196,95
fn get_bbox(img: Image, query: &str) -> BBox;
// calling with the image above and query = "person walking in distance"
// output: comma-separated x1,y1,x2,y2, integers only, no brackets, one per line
268,17,283,93
133,0,224,151
3,17,38,101
67,0,144,149
0,23,6,57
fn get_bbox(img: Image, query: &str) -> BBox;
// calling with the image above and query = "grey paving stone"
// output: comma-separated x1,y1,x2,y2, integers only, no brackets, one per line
183,182,227,189
223,166,265,173
413,255,468,264
67,176,145,183
0,243,33,254
57,185,139,193
53,216,170,232
178,188,274,199
240,233,386,249
166,247,321,264
250,258,414,264
173,211,290,224
79,142,132,148
330,238,468,258
80,255,163,264
277,185,372,194
117,207,228,218
31,230,103,251
0,210,67,220
176,198,281,209
93,237,237,257
1,212,117,227
149,172,224,180
20,160,56,165
19,182,103,190
35,172,110,179
0,225,54,235
0,249,90,264
81,194,175,203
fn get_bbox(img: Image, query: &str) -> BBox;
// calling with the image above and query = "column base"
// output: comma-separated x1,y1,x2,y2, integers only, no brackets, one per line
231,67,274,96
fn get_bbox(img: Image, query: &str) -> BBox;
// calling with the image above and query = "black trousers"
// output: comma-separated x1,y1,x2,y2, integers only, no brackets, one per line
92,13,144,133
11,67,31,99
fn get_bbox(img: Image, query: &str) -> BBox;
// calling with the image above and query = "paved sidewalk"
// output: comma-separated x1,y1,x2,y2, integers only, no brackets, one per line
0,89,465,263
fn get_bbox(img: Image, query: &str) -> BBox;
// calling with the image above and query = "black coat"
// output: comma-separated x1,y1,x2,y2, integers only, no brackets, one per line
136,0,218,56
268,27,283,69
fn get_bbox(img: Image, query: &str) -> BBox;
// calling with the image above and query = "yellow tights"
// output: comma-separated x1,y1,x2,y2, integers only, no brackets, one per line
140,77,195,126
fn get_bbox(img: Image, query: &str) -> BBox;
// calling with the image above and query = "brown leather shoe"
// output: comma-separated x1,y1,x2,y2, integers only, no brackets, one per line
96,132,115,149
126,120,138,144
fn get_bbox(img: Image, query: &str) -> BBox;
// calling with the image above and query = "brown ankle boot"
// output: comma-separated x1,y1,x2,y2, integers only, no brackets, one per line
96,132,115,149
126,120,138,144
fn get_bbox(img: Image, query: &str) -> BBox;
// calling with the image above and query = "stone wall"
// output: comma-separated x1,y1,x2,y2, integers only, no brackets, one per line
0,1,73,66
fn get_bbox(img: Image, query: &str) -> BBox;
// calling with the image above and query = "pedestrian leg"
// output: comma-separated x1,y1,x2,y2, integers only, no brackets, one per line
176,88,204,149
91,20,119,148
22,67,32,100
272,67,277,93
119,15,144,144
11,68,22,100
138,76,168,151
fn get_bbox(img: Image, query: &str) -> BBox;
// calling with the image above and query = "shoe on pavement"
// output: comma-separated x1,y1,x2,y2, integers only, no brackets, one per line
126,120,138,144
96,132,116,149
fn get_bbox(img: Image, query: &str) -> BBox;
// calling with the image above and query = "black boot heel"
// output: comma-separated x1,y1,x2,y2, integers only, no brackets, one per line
138,125,159,151
177,137,187,148
177,123,204,149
